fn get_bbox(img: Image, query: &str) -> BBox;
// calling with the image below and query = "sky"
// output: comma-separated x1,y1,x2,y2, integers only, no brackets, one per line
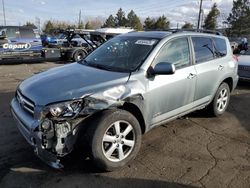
0,0,234,28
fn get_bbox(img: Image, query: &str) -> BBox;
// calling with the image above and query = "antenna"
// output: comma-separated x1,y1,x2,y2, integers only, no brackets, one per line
78,10,81,28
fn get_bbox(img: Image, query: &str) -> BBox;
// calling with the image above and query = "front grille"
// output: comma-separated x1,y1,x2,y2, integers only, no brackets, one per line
16,90,35,115
238,65,250,71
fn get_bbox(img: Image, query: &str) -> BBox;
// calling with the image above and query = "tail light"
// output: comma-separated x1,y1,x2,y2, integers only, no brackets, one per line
233,55,238,62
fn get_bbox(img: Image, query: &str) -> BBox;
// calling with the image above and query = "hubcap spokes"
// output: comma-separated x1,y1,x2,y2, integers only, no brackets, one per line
102,121,135,162
77,54,83,61
216,88,228,112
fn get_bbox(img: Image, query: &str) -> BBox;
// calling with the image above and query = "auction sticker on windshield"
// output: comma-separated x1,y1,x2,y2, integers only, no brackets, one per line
135,40,156,46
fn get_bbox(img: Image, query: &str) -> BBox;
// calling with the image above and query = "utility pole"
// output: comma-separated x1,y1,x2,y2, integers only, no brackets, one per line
2,0,6,26
201,9,204,29
78,10,81,28
197,0,203,30
35,17,41,33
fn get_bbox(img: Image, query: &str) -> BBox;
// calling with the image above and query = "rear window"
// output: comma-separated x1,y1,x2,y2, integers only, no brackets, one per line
192,37,214,64
19,28,36,38
213,37,227,57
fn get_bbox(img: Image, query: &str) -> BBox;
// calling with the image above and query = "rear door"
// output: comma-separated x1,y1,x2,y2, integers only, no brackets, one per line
191,36,227,106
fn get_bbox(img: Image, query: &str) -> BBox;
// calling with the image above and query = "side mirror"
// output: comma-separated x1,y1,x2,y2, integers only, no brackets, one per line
147,62,175,77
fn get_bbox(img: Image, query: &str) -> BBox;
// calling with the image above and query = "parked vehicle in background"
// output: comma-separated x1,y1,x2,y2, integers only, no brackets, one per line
238,49,250,81
46,33,93,47
11,30,238,171
0,27,134,63
0,26,43,62
94,27,134,40
43,28,134,62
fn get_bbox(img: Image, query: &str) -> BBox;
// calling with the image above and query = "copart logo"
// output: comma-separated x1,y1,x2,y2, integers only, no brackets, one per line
3,43,31,51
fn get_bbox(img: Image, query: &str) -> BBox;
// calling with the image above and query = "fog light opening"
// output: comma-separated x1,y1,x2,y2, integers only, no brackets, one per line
41,119,53,131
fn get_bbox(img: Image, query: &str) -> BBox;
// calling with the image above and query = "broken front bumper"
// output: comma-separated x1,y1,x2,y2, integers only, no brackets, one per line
10,98,80,169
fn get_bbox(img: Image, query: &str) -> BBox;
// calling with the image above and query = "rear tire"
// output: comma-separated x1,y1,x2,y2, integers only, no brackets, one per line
208,82,230,117
73,49,87,62
87,109,141,171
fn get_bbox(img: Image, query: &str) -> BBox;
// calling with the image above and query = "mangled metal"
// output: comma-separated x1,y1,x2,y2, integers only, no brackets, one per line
26,83,144,168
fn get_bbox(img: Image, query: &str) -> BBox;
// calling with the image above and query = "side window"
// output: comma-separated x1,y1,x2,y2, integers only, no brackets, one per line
74,34,81,39
19,28,35,38
213,37,227,57
192,37,214,64
154,37,191,69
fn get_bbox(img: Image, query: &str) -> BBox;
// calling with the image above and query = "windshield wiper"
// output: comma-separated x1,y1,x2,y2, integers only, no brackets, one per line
82,60,128,72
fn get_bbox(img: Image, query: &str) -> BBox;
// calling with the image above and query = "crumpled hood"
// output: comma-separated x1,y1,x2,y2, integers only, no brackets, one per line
238,55,250,66
19,63,130,105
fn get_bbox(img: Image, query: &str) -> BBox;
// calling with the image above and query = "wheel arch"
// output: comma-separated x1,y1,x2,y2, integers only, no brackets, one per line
221,77,233,92
119,102,146,134
210,76,233,103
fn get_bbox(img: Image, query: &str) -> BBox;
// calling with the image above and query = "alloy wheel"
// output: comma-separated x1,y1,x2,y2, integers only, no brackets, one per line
216,88,228,112
102,120,135,162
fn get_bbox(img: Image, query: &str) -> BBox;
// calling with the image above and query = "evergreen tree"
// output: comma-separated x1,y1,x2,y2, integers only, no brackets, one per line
103,15,116,27
182,22,194,29
154,15,170,30
203,3,220,30
23,21,36,28
227,0,250,36
144,17,156,30
127,10,143,30
115,8,127,27
85,21,93,29
43,21,54,34
78,21,85,29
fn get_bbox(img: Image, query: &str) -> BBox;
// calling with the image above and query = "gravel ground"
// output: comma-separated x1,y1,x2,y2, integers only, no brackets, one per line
0,62,249,188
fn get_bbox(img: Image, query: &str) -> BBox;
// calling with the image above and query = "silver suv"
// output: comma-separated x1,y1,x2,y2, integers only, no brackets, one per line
11,31,239,171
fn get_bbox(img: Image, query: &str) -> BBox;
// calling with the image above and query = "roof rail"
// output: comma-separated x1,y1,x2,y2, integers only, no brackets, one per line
165,29,223,36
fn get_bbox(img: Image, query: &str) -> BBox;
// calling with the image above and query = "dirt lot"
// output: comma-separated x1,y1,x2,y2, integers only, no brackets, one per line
0,62,249,188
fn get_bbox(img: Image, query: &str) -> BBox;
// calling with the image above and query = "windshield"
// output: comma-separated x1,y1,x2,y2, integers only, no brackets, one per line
84,36,158,72
58,33,66,39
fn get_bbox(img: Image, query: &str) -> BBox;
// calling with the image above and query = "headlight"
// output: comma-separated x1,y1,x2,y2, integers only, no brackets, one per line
48,100,83,118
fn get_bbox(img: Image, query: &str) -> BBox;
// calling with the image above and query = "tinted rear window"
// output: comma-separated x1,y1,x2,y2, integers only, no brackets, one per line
213,37,227,57
20,28,35,38
192,37,214,64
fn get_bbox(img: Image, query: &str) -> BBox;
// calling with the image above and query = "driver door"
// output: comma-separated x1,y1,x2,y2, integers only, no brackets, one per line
145,37,197,125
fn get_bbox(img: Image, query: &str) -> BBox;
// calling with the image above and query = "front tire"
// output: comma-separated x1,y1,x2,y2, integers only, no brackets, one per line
87,110,141,171
208,82,230,117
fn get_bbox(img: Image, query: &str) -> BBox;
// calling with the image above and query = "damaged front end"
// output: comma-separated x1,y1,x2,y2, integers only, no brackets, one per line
12,85,135,169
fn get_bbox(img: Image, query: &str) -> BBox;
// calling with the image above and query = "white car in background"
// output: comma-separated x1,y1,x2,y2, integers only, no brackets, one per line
238,50,250,81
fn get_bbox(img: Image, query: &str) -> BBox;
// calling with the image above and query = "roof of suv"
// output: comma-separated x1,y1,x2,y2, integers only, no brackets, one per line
120,30,223,39
121,31,172,39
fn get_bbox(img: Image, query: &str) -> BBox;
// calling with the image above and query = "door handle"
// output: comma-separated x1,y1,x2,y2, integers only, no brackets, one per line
10,40,17,42
33,40,39,42
218,65,224,71
187,73,196,79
